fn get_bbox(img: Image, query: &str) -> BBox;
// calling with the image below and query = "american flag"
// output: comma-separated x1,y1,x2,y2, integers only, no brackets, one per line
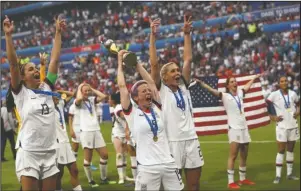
189,75,270,136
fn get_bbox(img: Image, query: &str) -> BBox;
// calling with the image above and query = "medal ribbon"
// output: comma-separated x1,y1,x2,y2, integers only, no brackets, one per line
173,88,186,111
84,101,93,115
280,90,290,109
140,107,158,138
230,93,242,113
31,89,61,98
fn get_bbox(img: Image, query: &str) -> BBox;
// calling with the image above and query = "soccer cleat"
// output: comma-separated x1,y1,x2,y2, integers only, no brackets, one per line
100,178,117,185
125,176,135,182
273,176,281,184
124,182,135,187
118,178,125,184
287,175,299,180
238,179,255,185
90,164,98,171
228,183,240,189
89,180,99,187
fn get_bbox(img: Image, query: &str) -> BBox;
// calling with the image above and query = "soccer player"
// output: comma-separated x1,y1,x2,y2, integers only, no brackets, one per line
196,74,260,189
53,95,82,191
266,76,300,184
75,83,110,187
117,50,184,191
3,15,66,190
149,16,204,191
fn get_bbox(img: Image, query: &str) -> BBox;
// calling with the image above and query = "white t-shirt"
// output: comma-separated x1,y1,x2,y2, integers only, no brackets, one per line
69,103,81,133
222,89,248,130
159,83,197,141
96,102,103,123
12,83,57,151
1,106,15,132
267,90,299,129
76,96,100,131
112,104,126,137
55,99,69,143
123,102,174,166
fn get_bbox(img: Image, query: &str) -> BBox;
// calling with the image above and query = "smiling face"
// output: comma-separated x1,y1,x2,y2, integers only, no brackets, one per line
226,77,238,93
278,76,288,91
81,85,91,100
161,63,181,88
133,83,152,109
20,62,41,89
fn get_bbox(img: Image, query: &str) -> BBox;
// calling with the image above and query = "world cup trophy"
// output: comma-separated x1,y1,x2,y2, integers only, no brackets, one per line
104,39,137,68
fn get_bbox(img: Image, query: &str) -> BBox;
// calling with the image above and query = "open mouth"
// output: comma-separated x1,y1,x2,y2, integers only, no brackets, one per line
33,73,40,80
175,76,181,82
146,96,152,102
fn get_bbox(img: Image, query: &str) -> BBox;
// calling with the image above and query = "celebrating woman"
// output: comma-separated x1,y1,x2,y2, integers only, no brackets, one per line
267,76,300,184
3,15,66,190
196,74,260,189
149,16,203,191
117,50,184,191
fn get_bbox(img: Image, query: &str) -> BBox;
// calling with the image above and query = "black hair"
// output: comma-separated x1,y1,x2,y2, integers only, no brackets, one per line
111,92,121,105
277,75,287,84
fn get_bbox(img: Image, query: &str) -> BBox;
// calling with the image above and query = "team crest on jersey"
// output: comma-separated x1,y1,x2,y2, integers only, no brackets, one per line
141,183,147,191
24,167,31,172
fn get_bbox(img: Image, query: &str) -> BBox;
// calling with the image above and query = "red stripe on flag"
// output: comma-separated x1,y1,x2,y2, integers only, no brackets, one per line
194,120,227,127
245,87,262,93
244,95,264,103
248,120,270,129
218,79,260,88
244,103,267,112
193,110,226,117
246,112,268,121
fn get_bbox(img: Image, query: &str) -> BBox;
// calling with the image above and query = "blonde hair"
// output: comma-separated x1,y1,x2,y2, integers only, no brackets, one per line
160,62,177,82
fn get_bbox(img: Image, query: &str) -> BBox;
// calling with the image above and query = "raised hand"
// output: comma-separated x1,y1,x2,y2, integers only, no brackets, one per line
54,16,67,33
39,52,48,66
149,18,161,35
3,15,14,35
182,15,193,34
117,50,129,66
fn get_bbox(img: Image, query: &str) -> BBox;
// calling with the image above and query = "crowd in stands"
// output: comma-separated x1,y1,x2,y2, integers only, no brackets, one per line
1,1,34,10
1,1,300,100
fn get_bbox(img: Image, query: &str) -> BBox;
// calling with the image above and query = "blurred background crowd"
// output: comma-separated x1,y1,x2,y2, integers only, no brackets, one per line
1,1,300,99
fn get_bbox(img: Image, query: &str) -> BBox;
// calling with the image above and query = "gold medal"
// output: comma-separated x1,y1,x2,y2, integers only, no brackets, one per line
90,113,94,117
153,136,158,142
287,107,292,112
61,93,67,100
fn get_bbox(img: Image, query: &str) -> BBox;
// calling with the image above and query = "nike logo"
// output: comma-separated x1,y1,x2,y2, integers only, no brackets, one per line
139,114,144,116
31,97,37,99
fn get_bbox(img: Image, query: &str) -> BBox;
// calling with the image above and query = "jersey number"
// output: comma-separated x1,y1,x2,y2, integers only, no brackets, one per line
175,169,183,185
197,146,203,158
41,104,50,115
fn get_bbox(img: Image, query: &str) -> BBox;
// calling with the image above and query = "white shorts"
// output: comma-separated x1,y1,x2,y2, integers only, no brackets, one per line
111,133,126,144
135,162,184,191
80,131,106,149
16,148,59,182
168,139,204,169
228,128,251,144
57,143,76,165
276,127,300,142
71,131,81,143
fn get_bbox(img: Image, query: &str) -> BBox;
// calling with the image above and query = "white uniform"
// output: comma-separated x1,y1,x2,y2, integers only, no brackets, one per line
222,89,251,144
69,103,81,143
1,106,15,132
111,104,126,143
55,100,76,165
96,102,103,124
267,90,300,142
12,82,59,182
160,82,204,169
124,102,184,191
76,97,106,149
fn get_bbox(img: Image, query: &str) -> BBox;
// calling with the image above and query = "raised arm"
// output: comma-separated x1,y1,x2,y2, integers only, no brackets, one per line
39,52,47,81
47,17,66,75
117,50,131,110
194,78,222,98
149,18,161,88
243,74,261,93
3,16,20,90
75,83,85,106
91,88,107,103
182,15,193,83
136,63,160,103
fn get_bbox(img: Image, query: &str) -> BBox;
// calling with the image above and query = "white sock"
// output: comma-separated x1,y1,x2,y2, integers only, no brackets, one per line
122,153,127,177
73,152,78,159
116,153,124,180
239,166,246,181
227,169,234,184
130,156,137,179
73,185,82,191
83,160,93,182
286,152,294,176
276,153,284,177
99,157,108,180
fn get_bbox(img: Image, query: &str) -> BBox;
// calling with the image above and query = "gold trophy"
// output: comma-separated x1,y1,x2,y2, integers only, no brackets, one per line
104,39,137,68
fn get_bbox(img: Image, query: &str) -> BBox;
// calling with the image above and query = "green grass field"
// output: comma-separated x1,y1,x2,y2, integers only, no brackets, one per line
1,119,300,191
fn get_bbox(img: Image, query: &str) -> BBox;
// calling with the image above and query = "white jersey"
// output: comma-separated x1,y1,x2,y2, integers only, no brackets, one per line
267,89,299,129
123,102,174,166
112,104,126,137
55,99,69,143
96,102,103,123
159,83,197,141
1,106,15,132
76,96,100,132
222,89,248,130
12,83,57,151
69,103,81,133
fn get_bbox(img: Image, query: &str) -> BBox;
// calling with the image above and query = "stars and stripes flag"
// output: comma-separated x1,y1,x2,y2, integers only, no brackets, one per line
189,75,270,136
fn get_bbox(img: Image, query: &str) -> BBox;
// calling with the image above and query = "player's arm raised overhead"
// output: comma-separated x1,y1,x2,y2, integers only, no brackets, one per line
91,87,107,103
75,83,85,106
39,52,48,82
182,15,193,84
243,74,261,93
149,18,161,88
117,50,131,110
3,15,20,91
136,63,160,103
195,78,222,98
